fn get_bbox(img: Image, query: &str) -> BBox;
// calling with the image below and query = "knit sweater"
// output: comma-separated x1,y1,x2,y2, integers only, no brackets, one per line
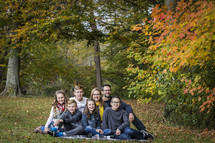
102,107,130,134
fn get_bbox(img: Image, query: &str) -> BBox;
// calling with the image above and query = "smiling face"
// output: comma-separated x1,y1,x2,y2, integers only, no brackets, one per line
67,103,77,114
87,100,95,113
56,93,65,105
102,86,111,98
110,97,121,111
92,90,101,102
73,89,84,101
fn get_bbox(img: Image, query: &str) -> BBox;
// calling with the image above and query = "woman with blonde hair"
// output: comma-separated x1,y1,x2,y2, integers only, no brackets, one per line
90,88,104,121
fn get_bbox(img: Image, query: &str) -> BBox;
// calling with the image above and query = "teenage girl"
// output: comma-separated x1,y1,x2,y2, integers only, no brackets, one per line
33,90,68,134
81,99,110,138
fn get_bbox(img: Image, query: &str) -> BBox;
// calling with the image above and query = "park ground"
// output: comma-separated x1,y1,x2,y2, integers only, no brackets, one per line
0,97,214,143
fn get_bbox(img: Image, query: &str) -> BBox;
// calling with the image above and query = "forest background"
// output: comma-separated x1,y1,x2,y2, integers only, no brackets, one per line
0,0,215,140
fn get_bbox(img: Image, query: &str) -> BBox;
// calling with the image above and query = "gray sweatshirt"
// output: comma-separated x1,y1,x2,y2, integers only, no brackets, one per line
102,107,130,134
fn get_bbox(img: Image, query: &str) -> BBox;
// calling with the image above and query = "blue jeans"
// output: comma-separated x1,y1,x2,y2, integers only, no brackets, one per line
114,127,144,140
84,126,111,137
40,121,63,133
132,113,146,131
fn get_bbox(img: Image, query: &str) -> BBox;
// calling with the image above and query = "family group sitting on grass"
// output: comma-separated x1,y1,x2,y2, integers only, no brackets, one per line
33,84,154,140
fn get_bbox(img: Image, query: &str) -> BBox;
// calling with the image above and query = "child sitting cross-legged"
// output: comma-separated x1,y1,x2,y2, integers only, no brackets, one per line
49,99,84,137
102,96,154,140
82,99,111,139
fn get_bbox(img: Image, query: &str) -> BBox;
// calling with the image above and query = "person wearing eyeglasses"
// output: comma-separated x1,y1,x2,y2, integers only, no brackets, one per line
102,96,152,140
101,84,154,140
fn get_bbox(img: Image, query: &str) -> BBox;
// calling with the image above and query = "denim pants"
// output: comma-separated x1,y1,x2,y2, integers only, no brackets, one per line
40,121,63,133
114,127,144,140
84,126,111,137
132,113,146,131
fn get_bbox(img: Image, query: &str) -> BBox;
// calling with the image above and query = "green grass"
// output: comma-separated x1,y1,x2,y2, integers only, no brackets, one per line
0,97,214,143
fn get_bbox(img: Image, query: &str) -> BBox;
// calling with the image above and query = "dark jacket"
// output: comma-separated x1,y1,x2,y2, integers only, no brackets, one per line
59,109,82,131
104,96,133,114
82,113,101,129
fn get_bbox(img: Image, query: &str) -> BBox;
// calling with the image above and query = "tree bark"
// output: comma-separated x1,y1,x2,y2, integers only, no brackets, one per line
93,40,102,90
89,4,102,90
0,47,22,97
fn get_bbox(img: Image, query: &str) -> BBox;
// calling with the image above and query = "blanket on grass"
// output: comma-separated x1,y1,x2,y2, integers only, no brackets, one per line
62,135,151,142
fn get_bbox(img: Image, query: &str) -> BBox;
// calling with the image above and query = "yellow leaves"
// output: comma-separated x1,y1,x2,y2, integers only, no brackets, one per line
132,24,142,31
0,64,7,67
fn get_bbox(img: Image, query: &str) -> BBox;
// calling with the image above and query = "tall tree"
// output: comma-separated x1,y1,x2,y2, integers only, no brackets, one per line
128,0,215,128
1,47,22,96
89,1,102,89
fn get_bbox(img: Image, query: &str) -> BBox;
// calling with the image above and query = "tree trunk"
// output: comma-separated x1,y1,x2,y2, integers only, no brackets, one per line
0,47,22,97
163,0,178,118
93,40,102,90
90,8,102,89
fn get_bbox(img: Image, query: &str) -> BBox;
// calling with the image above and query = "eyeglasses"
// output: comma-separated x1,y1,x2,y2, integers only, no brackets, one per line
93,94,100,96
103,90,111,92
112,101,120,104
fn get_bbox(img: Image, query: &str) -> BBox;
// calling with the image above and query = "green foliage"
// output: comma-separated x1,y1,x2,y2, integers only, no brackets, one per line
126,0,215,128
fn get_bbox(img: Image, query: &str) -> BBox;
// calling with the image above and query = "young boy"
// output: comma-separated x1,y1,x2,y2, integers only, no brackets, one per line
49,99,84,137
70,85,88,113
102,84,154,139
102,96,153,140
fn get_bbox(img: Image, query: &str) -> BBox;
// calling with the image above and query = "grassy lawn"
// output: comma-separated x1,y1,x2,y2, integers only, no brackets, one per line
0,97,214,143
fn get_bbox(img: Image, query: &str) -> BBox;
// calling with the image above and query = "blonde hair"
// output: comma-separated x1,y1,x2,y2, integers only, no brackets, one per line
74,85,84,92
90,88,104,107
68,99,77,107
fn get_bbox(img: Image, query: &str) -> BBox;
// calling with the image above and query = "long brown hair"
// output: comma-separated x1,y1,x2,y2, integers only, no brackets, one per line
90,88,104,107
84,99,98,118
52,90,68,111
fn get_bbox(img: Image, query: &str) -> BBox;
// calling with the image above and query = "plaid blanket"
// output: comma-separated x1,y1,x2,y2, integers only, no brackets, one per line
62,135,151,142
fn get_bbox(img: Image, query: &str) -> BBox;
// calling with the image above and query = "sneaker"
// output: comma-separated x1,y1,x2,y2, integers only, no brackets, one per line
141,130,154,140
33,126,43,133
145,132,154,140
47,131,54,136
55,132,64,137
91,134,100,139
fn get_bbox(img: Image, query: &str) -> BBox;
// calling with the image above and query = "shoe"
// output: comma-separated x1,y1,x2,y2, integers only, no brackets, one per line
141,130,154,140
145,132,154,140
91,134,99,139
86,133,93,138
47,131,54,136
55,132,64,137
33,126,43,134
